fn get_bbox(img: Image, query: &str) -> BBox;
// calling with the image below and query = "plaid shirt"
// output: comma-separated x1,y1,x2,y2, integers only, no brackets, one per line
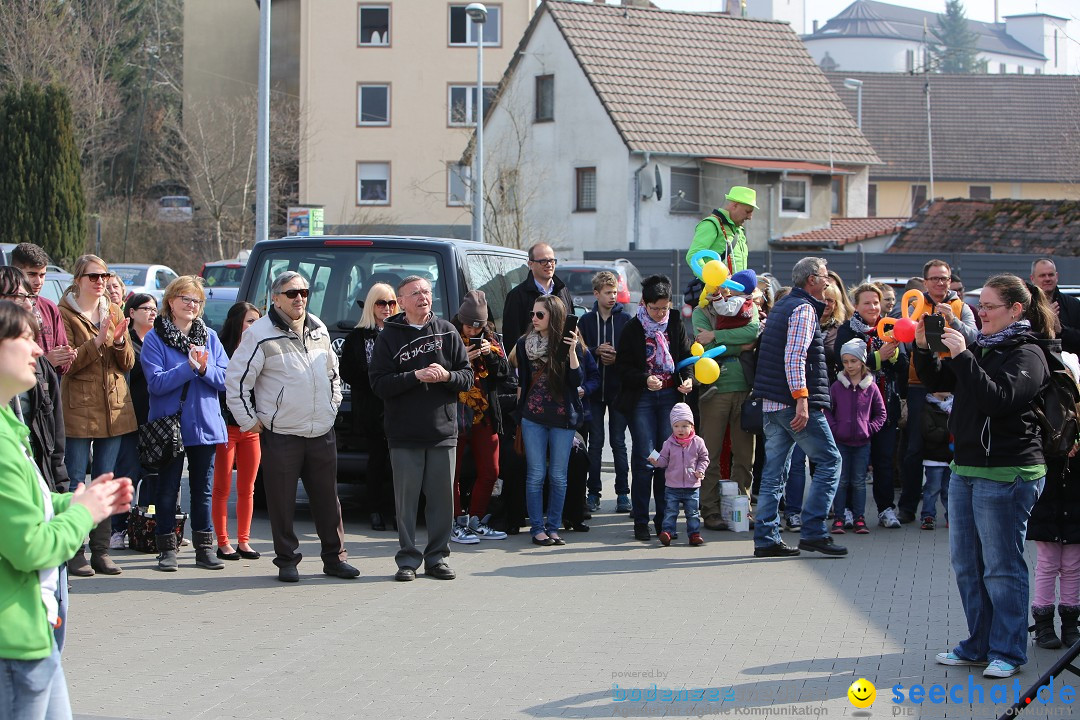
762,302,816,413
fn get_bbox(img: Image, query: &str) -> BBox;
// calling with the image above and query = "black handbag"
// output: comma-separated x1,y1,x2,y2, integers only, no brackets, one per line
740,393,763,433
127,476,187,553
138,383,189,470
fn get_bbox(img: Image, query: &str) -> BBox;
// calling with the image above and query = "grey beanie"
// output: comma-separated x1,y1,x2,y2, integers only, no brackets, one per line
840,338,867,364
669,403,694,428
457,290,488,326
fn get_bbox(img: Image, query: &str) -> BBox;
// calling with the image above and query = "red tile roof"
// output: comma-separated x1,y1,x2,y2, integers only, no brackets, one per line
774,217,906,248
888,199,1080,254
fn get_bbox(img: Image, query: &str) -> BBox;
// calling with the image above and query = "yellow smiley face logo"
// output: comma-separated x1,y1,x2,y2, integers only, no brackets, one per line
848,678,876,708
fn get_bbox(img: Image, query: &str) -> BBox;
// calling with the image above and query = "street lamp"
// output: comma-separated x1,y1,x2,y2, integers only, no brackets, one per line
843,77,863,129
466,2,487,245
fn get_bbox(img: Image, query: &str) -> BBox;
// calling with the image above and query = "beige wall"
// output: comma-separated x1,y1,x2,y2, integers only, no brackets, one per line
298,0,534,231
872,180,1080,218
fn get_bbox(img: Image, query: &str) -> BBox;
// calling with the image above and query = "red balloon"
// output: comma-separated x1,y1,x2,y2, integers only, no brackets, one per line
893,318,916,343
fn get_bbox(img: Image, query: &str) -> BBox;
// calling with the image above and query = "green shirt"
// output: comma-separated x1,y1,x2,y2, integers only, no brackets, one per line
687,209,748,276
691,305,760,393
951,462,1046,484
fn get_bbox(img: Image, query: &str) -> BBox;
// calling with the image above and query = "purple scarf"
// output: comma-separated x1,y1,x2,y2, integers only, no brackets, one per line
636,304,674,376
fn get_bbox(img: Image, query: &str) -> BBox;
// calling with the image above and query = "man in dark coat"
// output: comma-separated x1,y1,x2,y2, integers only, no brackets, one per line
1032,258,1080,355
500,243,573,351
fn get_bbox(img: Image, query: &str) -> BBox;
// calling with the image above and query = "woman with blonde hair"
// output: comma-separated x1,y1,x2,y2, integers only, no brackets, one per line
141,276,229,571
340,283,398,531
820,282,848,381
59,254,135,577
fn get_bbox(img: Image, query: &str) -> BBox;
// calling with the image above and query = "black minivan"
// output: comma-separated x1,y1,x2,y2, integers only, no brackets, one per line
236,235,529,477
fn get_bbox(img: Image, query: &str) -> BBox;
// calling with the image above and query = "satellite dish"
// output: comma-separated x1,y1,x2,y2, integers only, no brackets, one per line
654,165,663,201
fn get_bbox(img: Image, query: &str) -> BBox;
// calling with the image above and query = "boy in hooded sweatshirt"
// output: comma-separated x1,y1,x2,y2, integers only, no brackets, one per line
826,338,886,535
649,403,710,547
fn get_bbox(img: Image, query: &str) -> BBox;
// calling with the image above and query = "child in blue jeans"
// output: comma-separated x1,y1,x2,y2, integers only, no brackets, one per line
649,403,710,547
920,392,953,530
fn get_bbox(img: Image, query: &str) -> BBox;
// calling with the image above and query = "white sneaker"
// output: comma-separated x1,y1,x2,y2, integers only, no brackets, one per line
843,509,854,529
109,531,126,550
451,522,479,545
878,507,901,528
469,514,507,540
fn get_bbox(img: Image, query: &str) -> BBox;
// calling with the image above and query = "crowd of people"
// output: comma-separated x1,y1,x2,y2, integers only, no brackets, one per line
3,206,1080,715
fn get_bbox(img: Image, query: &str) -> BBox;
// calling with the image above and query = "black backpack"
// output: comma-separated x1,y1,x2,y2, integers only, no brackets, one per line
1033,339,1080,458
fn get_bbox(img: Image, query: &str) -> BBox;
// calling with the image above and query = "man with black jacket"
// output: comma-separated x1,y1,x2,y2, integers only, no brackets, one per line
1032,258,1080,354
369,276,473,582
501,243,573,351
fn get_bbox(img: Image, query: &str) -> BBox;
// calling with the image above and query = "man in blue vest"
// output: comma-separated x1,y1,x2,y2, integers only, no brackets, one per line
752,257,845,558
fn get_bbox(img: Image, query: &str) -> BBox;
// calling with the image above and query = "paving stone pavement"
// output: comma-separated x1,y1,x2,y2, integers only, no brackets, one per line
65,478,1074,720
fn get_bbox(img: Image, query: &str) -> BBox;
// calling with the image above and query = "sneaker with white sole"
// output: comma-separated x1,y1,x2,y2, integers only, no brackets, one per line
586,494,601,513
843,509,854,529
983,659,1019,678
109,531,126,550
878,507,901,529
935,651,988,667
451,521,479,545
469,514,507,540
785,513,802,531
615,494,632,513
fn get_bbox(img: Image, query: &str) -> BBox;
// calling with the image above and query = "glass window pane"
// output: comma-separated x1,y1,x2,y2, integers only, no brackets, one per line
449,6,467,44
359,7,389,45
359,86,388,124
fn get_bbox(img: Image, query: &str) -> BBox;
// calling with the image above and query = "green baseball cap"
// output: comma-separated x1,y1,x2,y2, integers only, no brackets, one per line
725,186,758,209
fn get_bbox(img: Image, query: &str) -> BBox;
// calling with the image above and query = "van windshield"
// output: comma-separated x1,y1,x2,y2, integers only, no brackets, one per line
247,248,446,328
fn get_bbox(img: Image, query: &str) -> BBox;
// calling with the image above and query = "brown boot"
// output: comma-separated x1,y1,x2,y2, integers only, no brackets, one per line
89,521,122,575
67,547,94,577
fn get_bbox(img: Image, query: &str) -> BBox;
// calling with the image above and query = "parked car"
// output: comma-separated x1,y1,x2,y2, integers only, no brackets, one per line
109,263,179,303
37,273,75,305
199,257,247,309
558,259,643,313
236,235,530,478
156,195,194,222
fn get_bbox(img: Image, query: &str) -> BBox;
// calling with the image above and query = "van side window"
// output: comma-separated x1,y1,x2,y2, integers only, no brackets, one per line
464,252,529,333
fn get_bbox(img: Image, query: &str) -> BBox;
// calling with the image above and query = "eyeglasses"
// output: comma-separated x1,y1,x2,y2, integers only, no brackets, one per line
82,272,112,282
406,288,432,298
977,303,1007,312
373,299,397,308
178,296,203,307
134,305,157,314
530,258,557,266
926,276,952,284
813,273,831,283
530,310,546,319
281,288,309,300
646,304,671,313
1,292,36,303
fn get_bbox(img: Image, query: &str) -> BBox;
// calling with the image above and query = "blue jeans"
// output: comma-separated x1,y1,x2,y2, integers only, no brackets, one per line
0,647,71,720
521,418,575,536
155,444,217,536
661,486,700,535
785,446,807,516
628,388,676,528
755,407,841,548
948,472,1041,667
586,398,629,496
63,435,122,489
921,465,950,520
833,442,871,518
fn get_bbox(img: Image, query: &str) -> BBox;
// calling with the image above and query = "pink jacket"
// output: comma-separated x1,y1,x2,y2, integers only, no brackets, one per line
653,434,710,489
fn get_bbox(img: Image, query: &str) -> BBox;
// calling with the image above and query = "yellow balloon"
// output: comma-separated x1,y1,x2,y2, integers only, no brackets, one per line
690,342,704,357
702,260,728,288
695,357,721,384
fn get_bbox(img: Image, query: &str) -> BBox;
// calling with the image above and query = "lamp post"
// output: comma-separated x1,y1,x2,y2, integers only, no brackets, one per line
466,3,487,245
843,77,863,129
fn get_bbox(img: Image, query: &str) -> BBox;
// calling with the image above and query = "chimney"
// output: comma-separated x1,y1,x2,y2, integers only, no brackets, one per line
813,19,819,33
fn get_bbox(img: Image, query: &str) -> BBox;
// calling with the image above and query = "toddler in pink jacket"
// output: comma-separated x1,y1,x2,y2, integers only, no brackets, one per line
649,403,710,547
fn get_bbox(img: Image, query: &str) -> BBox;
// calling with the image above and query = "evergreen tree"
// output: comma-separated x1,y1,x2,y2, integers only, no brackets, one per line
930,0,986,73
0,84,86,263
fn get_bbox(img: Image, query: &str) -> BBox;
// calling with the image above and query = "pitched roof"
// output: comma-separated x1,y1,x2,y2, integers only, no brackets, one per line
517,0,879,166
825,72,1080,183
773,217,905,248
807,0,1045,61
888,198,1080,254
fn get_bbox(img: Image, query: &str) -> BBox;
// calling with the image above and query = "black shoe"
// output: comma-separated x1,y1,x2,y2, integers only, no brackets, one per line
370,512,386,531
323,561,361,579
506,525,520,536
798,537,849,556
532,535,554,546
217,547,241,561
237,547,261,560
566,522,590,532
426,562,456,580
278,565,300,583
395,567,416,582
753,542,801,558
897,509,917,524
634,523,651,541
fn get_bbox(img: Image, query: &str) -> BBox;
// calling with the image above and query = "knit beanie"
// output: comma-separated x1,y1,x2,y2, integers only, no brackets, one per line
729,269,757,295
457,290,488,326
840,338,867,364
669,403,694,429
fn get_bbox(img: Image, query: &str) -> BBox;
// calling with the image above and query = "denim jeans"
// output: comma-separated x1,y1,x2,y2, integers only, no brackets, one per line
661,486,700,536
948,471,1041,667
785,445,807,516
63,435,122,489
921,465,950,520
521,418,575,537
0,647,71,720
628,388,676,528
755,407,841,548
155,443,218,536
586,398,629,497
833,442,871,519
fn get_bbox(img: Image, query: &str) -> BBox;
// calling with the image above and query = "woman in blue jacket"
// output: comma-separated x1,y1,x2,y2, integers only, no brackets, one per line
141,277,228,572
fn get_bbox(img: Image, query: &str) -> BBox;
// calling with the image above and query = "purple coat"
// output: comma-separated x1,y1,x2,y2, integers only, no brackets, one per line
653,434,710,489
825,372,886,447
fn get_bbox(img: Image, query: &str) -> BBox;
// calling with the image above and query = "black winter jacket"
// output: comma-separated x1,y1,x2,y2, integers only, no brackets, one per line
340,325,385,438
11,358,69,492
833,317,909,419
1028,456,1080,544
1052,287,1080,355
614,310,691,416
912,331,1048,468
501,275,574,352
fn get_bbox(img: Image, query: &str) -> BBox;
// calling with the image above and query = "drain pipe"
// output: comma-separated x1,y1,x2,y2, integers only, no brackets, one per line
632,152,650,251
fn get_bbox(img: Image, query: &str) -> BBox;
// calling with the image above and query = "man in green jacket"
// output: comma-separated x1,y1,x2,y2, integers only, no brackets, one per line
686,186,757,278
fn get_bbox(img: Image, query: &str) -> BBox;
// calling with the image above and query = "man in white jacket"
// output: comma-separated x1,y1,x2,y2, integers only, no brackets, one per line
225,271,358,583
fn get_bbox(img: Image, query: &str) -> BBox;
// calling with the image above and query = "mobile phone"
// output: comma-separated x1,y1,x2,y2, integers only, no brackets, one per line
469,336,483,348
563,314,579,338
924,314,949,353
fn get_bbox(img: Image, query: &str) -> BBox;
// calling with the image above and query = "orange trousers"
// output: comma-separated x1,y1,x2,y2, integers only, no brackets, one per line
212,425,262,546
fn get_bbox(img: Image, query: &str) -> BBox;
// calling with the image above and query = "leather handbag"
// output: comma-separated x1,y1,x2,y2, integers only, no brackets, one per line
127,476,187,553
740,393,763,433
138,383,189,470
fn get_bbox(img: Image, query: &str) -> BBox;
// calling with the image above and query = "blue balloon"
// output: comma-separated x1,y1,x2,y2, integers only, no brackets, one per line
676,344,727,369
720,279,745,293
689,250,721,280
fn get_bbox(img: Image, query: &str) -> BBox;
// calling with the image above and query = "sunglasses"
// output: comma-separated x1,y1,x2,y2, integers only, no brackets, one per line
281,288,309,299
374,299,397,308
82,272,112,282
530,310,546,319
